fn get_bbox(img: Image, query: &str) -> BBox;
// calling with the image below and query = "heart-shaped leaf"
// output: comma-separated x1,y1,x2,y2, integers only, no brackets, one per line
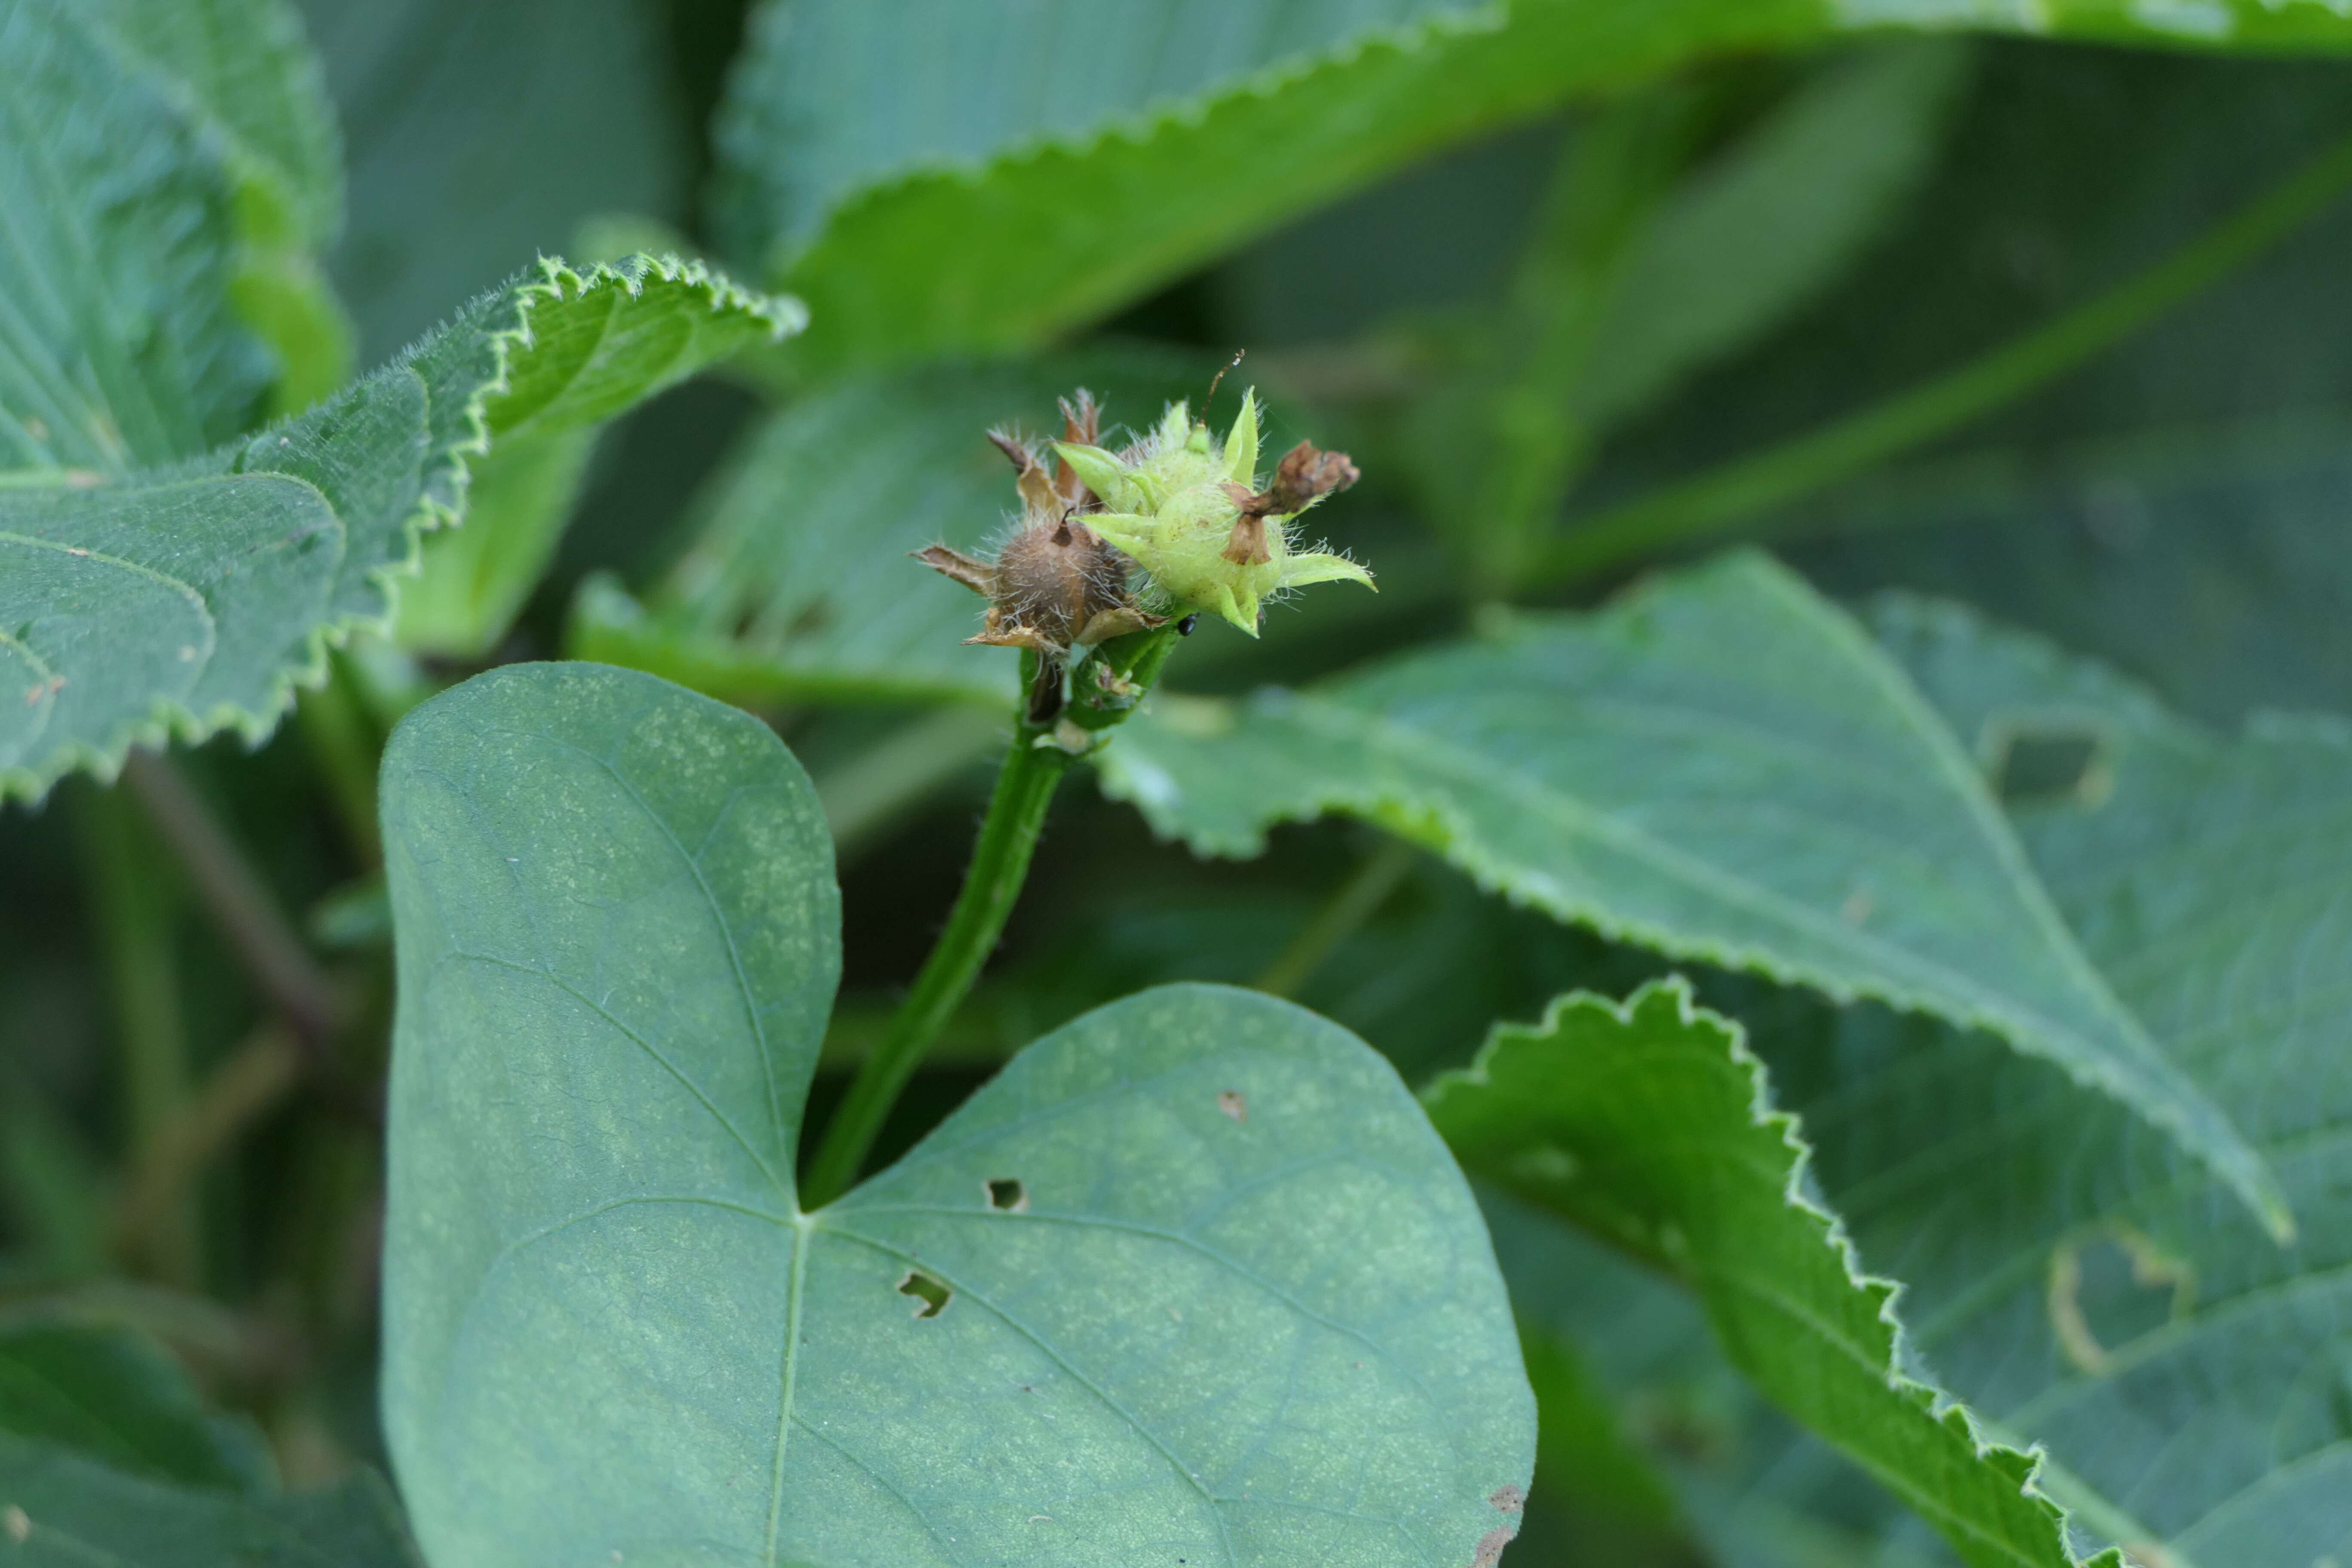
380,662,1532,1567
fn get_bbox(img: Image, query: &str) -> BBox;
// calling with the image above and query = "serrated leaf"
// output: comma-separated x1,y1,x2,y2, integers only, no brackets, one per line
0,1437,419,1566
1427,980,2112,1568
0,256,800,805
1099,550,2284,1234
0,1323,269,1493
569,349,1210,708
1766,598,2352,1566
379,661,1532,1568
716,0,2352,370
392,424,598,658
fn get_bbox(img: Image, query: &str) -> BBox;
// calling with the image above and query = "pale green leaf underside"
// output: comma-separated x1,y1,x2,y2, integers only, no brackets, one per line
0,1437,418,1567
380,662,1531,1568
1,0,278,472
1099,551,2282,1233
1426,980,2113,1568
569,349,1210,707
0,255,799,805
1741,600,2352,1565
716,0,2352,368
83,0,343,250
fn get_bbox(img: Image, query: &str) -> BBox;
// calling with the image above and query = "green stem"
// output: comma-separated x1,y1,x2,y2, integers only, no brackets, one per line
123,755,340,1057
801,729,1073,1207
1254,838,1417,999
1534,127,2352,585
76,786,196,1284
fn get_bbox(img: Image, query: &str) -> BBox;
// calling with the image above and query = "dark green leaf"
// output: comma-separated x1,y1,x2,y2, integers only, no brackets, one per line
0,1323,267,1492
379,661,1532,1567
1427,980,2109,1568
297,0,689,363
716,0,2352,370
1100,550,2282,1231
1686,601,2352,1565
0,1438,418,1566
0,256,799,805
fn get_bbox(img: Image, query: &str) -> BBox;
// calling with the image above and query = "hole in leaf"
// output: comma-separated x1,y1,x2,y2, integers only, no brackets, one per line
1989,725,2111,807
2048,1227,2193,1375
897,1269,951,1319
986,1178,1027,1212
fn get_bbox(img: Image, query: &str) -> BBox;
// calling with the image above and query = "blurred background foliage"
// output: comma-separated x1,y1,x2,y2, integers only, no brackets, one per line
4,0,2351,1562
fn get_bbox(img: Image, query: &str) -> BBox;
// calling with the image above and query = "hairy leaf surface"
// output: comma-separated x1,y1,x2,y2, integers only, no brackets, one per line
380,662,1532,1568
1771,599,2352,1565
715,0,2352,368
1427,981,2110,1568
1100,551,2281,1231
0,257,798,805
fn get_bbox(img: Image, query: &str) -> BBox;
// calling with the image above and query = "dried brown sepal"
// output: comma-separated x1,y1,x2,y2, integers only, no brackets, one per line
1054,390,1102,508
1074,605,1167,646
1215,441,1360,566
987,428,1061,514
914,544,997,596
1265,441,1361,513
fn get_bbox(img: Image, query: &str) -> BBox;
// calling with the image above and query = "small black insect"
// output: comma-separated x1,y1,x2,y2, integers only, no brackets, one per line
1177,613,1200,636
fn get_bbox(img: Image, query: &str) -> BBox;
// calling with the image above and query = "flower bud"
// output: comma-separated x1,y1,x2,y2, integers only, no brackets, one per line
1052,389,1372,635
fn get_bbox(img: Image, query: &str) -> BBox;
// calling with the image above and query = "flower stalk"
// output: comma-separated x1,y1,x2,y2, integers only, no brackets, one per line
802,387,1370,1202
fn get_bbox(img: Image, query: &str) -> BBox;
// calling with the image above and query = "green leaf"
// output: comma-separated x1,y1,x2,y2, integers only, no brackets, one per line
1569,36,1973,435
297,0,690,363
379,661,1532,1568
715,0,2352,370
392,424,598,658
0,1438,419,1566
1102,550,2283,1232
1427,980,2110,1568
570,349,1210,708
0,1322,269,1491
1654,601,2352,1565
1799,599,2352,1565
86,0,343,250
2,0,277,471
0,255,800,806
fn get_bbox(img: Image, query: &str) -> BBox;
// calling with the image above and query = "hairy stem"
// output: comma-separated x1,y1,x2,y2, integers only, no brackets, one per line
1535,126,2352,584
801,729,1073,1207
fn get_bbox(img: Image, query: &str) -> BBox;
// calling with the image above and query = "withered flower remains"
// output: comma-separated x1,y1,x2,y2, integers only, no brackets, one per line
916,393,1164,723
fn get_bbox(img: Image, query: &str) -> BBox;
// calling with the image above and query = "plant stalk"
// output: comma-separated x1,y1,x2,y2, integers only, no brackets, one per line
800,728,1073,1207
123,754,340,1057
1535,126,2352,585
1255,838,1417,999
